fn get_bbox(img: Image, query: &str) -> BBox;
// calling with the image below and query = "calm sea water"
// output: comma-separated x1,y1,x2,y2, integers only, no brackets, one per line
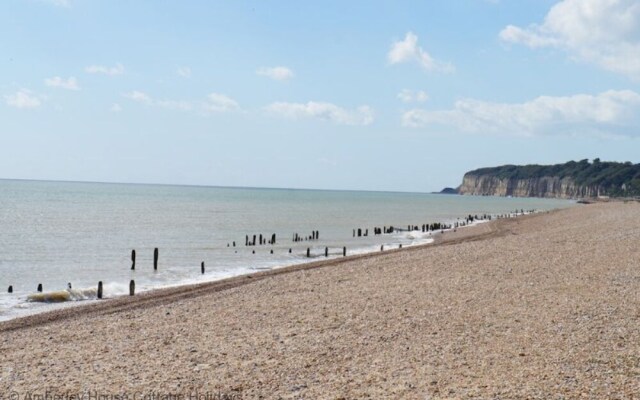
0,180,574,320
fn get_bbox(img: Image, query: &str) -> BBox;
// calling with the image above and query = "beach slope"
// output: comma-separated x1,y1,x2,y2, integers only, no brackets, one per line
2,202,640,398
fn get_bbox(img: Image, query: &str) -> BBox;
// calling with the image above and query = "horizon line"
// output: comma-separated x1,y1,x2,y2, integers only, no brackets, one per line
0,177,442,196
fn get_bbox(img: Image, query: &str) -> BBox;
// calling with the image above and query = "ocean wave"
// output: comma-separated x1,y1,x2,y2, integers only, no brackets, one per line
27,287,98,303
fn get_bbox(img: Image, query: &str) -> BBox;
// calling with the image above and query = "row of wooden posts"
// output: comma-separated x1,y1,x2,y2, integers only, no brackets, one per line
352,221,462,238
293,231,319,242
245,233,277,246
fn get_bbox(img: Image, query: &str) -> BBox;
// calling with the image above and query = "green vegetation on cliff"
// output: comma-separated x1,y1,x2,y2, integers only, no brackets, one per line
466,159,640,197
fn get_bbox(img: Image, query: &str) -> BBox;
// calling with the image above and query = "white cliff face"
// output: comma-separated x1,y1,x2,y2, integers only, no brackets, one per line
458,175,602,199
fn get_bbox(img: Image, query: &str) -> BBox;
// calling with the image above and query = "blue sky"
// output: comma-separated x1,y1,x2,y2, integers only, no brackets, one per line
1,0,639,192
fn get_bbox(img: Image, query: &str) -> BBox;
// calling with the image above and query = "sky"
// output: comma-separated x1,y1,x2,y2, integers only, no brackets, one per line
1,0,640,192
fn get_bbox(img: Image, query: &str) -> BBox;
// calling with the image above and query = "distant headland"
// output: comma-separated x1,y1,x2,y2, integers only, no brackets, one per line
442,159,640,199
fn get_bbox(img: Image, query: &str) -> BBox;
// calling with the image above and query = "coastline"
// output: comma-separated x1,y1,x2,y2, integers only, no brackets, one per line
0,212,499,332
4,202,640,397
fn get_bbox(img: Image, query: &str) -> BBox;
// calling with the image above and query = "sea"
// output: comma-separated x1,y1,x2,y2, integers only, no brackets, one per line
0,179,575,321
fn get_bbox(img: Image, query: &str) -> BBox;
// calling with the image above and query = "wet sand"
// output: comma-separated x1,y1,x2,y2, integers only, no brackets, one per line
2,201,640,399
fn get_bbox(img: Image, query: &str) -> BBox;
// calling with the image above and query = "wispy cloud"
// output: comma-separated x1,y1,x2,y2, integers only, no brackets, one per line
44,76,80,91
402,90,640,137
203,93,240,113
265,101,374,126
499,0,640,81
124,90,192,111
110,103,122,113
388,32,454,73
256,66,294,81
398,89,429,103
123,91,239,114
4,89,42,109
85,63,125,76
124,90,153,105
177,66,191,78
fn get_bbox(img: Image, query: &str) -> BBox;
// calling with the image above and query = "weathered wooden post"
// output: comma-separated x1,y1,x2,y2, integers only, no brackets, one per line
316,231,319,240
233,241,236,247
343,247,346,257
245,235,249,246
97,281,103,299
129,280,135,296
8,285,13,293
380,245,384,251
259,234,263,245
358,228,362,237
306,248,310,258
399,244,403,249
37,283,42,292
353,229,355,237
253,235,257,246
272,234,276,245
325,247,328,257
68,282,72,289
289,248,292,253
201,261,205,274
270,249,273,254
154,248,159,270
131,249,136,270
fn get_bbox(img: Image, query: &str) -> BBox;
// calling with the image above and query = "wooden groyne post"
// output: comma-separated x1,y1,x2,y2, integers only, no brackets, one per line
343,247,346,257
325,247,328,257
306,248,310,258
201,261,205,274
129,280,135,296
37,283,42,293
131,249,136,270
8,285,12,293
153,248,159,270
97,281,103,299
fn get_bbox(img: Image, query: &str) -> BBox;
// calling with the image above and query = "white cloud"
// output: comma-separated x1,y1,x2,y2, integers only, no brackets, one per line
398,89,429,103
256,66,294,81
123,91,238,114
203,93,240,113
45,76,80,91
388,32,454,73
85,63,125,76
402,90,640,137
265,101,374,126
4,89,42,109
124,91,153,105
499,0,640,80
177,66,191,78
123,90,193,111
110,103,122,113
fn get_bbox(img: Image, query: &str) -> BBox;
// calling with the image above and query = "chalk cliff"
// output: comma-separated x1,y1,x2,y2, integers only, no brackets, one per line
458,175,602,199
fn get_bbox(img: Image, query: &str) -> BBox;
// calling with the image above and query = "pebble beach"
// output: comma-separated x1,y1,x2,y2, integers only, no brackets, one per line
2,201,640,399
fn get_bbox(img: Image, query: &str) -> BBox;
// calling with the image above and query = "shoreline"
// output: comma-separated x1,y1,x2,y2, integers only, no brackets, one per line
7,202,638,397
0,209,512,333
